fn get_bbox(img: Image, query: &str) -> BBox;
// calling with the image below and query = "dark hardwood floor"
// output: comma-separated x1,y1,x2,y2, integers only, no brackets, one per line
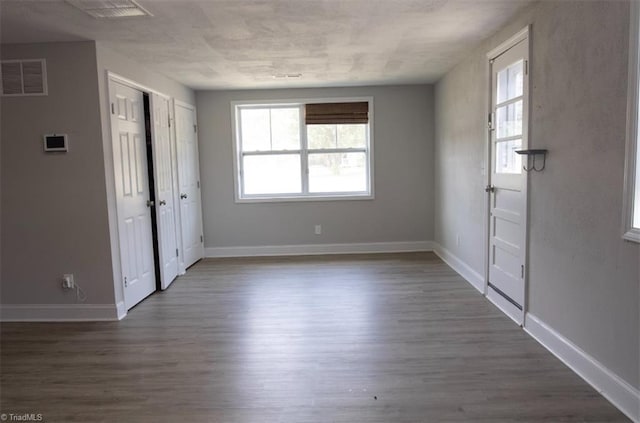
0,253,630,422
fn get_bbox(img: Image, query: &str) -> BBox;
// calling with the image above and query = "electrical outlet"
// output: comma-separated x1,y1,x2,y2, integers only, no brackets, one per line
314,224,322,235
62,274,75,289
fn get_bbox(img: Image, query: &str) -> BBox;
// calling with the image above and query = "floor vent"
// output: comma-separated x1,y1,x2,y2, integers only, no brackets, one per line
1,59,47,96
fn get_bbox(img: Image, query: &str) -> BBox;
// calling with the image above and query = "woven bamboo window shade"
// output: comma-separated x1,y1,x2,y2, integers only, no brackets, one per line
305,102,369,125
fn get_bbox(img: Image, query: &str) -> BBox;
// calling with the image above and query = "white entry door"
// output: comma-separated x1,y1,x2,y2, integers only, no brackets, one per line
110,80,156,310
487,34,529,324
150,93,179,289
175,101,204,270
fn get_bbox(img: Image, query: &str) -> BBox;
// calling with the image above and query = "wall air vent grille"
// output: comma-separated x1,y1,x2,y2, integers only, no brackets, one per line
0,59,47,97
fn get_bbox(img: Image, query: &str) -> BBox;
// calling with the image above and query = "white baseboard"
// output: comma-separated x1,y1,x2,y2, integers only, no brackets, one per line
432,243,484,293
486,288,523,326
205,241,434,258
116,301,127,320
525,313,640,422
0,303,123,322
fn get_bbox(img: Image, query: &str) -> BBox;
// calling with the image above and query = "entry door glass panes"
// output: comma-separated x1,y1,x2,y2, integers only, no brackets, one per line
495,140,522,173
496,101,523,138
497,61,523,103
495,59,524,174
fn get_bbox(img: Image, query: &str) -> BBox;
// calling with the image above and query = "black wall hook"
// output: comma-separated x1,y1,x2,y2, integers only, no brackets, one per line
515,149,548,172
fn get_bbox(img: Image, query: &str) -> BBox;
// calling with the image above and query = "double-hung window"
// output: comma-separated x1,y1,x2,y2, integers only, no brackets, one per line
233,98,373,202
624,1,640,242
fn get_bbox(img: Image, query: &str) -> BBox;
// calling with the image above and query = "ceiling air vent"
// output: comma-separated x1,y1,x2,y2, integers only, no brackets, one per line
66,0,152,18
0,59,47,96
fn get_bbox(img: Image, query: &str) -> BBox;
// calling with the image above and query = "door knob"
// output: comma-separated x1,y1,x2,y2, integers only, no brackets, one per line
180,193,188,199
146,200,155,207
485,185,495,193
159,200,166,206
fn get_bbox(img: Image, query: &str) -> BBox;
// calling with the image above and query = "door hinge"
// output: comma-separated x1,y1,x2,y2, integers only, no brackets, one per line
124,277,128,287
194,124,197,133
200,235,203,243
521,264,524,278
111,103,115,114
524,60,529,76
168,115,171,127
488,112,494,130
197,181,200,189
176,248,179,257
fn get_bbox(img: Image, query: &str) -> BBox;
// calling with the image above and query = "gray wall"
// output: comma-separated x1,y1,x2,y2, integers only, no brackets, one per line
1,41,114,305
435,0,639,388
0,41,196,311
95,43,195,307
196,85,434,248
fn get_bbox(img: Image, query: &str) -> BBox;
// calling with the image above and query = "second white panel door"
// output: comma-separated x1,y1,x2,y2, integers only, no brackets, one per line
151,93,179,289
175,102,204,269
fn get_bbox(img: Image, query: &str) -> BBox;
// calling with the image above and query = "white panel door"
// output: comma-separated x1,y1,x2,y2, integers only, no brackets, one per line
487,37,529,324
175,102,204,269
110,81,156,310
151,93,179,289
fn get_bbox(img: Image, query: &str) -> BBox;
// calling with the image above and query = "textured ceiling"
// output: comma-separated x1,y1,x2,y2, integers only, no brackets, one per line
0,0,535,90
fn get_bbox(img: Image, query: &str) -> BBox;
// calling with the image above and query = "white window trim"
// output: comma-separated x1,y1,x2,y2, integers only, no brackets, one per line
231,97,375,203
623,1,640,243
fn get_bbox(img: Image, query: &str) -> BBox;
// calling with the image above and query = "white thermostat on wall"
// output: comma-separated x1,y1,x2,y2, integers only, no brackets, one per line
43,134,68,152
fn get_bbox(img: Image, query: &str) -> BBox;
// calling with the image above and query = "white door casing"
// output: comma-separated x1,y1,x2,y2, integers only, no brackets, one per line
486,29,530,325
109,80,156,310
150,93,179,289
174,101,204,269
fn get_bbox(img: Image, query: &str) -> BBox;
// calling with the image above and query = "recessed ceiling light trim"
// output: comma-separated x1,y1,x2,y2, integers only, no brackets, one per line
66,0,153,18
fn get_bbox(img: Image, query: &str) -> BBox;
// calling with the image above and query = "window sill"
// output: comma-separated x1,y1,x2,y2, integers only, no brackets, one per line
235,193,374,204
622,228,640,243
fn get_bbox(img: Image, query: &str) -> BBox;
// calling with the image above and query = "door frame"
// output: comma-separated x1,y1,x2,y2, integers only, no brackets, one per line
483,26,531,325
107,72,179,310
